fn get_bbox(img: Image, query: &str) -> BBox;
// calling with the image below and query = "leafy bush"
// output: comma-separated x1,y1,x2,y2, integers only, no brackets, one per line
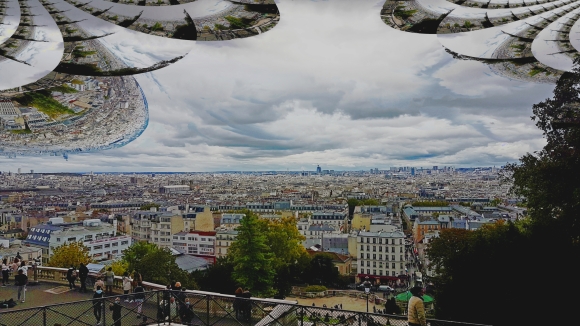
304,285,327,292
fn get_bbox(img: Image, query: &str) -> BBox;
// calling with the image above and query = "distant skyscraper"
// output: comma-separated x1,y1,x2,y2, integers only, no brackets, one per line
30,170,34,174
17,168,21,174
316,165,322,174
411,167,415,176
433,166,438,171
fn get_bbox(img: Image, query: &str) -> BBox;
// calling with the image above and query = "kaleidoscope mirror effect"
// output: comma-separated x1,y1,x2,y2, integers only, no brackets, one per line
381,0,580,82
0,0,280,157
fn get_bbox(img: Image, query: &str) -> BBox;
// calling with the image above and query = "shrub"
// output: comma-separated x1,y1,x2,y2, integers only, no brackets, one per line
304,285,327,292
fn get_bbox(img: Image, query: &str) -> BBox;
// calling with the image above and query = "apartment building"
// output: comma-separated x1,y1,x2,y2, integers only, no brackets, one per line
25,219,130,264
172,231,216,256
356,230,406,282
215,229,238,258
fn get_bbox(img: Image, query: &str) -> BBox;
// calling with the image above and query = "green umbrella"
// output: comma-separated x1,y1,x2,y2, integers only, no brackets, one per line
395,291,434,303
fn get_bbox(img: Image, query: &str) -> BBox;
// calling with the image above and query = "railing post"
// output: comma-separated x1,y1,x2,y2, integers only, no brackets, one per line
206,294,211,326
102,297,107,326
43,306,47,326
157,290,161,324
358,312,361,326
300,306,304,326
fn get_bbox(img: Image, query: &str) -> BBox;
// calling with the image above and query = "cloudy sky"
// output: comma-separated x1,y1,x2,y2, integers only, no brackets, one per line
0,0,556,172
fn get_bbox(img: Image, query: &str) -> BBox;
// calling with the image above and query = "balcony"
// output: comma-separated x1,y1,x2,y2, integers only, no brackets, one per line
5,267,490,326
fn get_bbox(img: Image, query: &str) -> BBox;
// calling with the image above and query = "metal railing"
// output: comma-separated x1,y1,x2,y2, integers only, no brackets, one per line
0,290,491,326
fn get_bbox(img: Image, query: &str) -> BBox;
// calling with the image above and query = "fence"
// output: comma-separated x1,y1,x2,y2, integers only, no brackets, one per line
0,290,491,326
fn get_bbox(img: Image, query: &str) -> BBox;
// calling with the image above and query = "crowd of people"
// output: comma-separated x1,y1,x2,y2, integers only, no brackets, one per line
1,257,31,303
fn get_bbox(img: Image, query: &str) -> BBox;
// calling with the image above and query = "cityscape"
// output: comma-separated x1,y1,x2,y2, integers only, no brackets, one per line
2,0,580,326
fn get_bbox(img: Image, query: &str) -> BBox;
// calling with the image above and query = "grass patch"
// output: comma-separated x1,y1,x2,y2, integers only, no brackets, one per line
10,127,32,134
394,7,417,19
224,15,253,29
15,91,76,119
529,66,547,76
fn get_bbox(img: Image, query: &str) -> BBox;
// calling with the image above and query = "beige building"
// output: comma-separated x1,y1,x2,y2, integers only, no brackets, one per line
215,229,238,258
151,213,184,248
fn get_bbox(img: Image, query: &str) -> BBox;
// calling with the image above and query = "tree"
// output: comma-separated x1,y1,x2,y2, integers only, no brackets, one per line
122,242,197,289
304,253,339,287
263,217,307,269
229,211,275,296
192,256,238,294
506,67,580,239
107,260,128,276
48,241,92,268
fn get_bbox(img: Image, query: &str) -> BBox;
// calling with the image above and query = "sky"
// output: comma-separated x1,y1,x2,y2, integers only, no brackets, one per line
0,0,557,172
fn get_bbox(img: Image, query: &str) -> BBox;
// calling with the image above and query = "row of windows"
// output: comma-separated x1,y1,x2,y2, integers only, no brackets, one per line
172,236,214,241
363,269,400,276
360,261,404,268
360,254,403,261
361,238,403,245
360,245,403,253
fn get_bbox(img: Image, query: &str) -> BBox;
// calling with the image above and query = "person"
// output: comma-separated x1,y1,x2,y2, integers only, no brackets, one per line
233,287,243,320
407,286,427,326
136,316,148,326
11,257,19,279
94,276,105,292
66,265,77,290
163,284,172,319
132,270,142,288
17,260,28,276
242,288,252,322
93,286,105,326
180,298,195,325
2,259,9,286
134,281,145,319
78,263,89,293
168,297,178,321
15,269,28,303
104,267,115,296
123,272,133,302
109,297,123,326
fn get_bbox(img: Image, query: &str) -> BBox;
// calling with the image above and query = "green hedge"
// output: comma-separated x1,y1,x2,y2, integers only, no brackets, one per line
304,285,327,292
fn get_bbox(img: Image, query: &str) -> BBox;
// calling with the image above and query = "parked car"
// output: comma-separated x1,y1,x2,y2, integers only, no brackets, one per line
378,285,395,292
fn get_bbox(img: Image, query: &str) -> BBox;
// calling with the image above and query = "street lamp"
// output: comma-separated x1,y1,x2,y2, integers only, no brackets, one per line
363,276,371,313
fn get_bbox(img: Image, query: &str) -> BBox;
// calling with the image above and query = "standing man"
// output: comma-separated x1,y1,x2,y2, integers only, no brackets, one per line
407,286,427,326
109,297,123,326
104,267,115,296
93,286,104,326
134,281,145,319
66,265,77,290
15,269,28,303
78,263,89,293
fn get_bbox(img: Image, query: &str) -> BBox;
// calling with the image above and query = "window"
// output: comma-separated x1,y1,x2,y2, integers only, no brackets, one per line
112,250,118,254
379,246,382,252
399,239,403,244
367,269,370,274
121,241,129,245
392,263,395,269
360,245,364,251
391,247,395,253
373,254,376,259
379,255,382,260
373,246,376,252
372,238,376,244
94,245,103,250
366,254,370,259
67,237,76,242
366,245,370,251
112,242,118,247
373,269,376,275
392,271,396,276
400,247,403,253
366,238,370,243
56,238,61,242
392,255,395,261
360,253,364,259
105,244,110,248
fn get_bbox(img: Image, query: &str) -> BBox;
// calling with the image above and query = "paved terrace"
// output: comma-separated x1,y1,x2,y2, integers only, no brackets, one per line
0,267,491,326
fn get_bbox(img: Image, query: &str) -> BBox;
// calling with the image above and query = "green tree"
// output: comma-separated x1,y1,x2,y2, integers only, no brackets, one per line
122,241,196,289
106,260,128,276
192,256,238,294
264,217,307,268
229,211,275,296
305,253,339,287
48,242,92,268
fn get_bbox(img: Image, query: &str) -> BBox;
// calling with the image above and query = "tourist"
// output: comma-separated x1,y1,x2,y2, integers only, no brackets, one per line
15,269,27,303
93,286,105,326
234,287,243,319
66,265,77,290
94,276,105,292
109,297,123,326
2,259,9,286
180,298,195,325
78,263,89,293
123,272,133,302
17,260,28,276
104,267,115,296
134,281,145,319
407,286,427,326
242,288,252,322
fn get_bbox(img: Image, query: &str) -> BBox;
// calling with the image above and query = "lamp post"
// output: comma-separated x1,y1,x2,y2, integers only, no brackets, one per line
363,276,371,313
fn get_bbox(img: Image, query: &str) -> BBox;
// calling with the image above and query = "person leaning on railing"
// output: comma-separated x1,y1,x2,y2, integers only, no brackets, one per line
407,286,427,326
